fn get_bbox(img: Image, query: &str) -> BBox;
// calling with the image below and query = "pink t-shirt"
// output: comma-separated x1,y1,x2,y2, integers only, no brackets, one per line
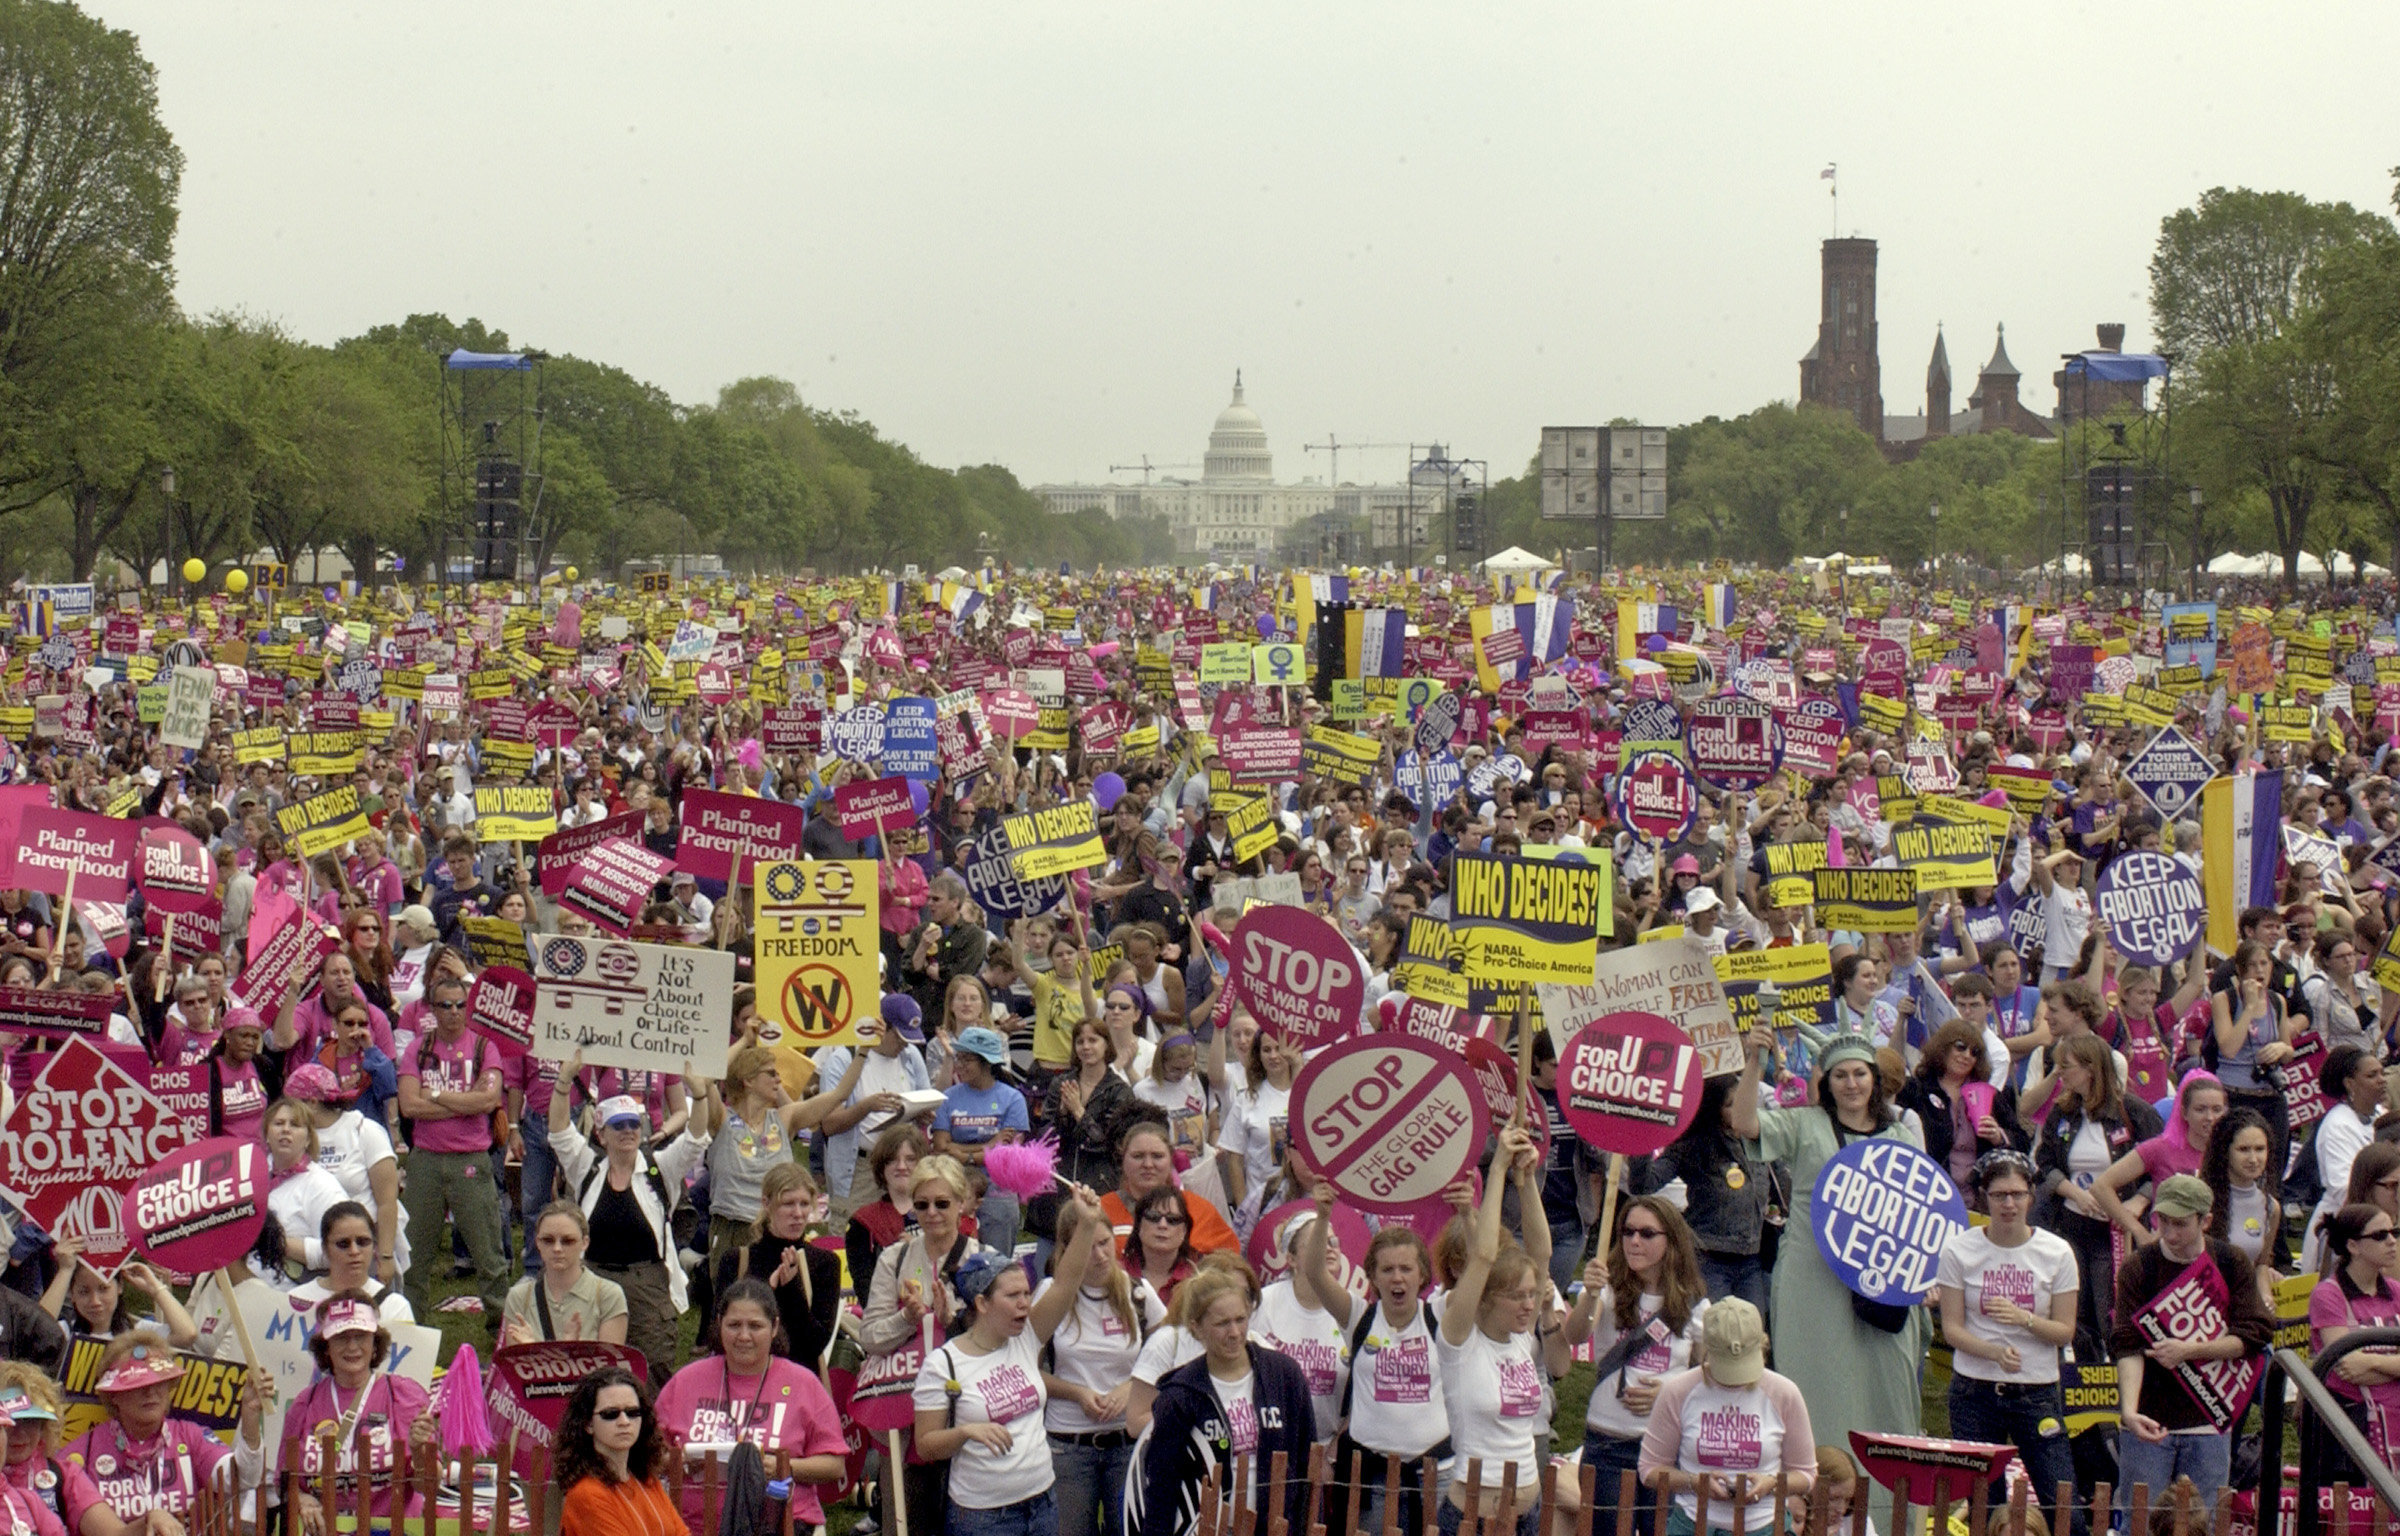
653,1357,848,1526
216,1058,270,1143
402,1031,500,1154
2311,1276,2400,1410
503,1053,564,1120
0,1467,67,1536
280,1373,432,1520
293,994,396,1061
156,1019,220,1069
63,1420,233,1526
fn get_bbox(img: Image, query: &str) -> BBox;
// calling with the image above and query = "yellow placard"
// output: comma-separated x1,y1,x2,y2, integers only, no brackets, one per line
754,858,880,1053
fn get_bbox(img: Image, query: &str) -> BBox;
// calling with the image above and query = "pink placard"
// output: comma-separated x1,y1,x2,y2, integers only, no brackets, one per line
132,1136,267,1279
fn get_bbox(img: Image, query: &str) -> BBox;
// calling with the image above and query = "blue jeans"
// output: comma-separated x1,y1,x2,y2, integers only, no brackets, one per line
1549,1214,1588,1294
977,1188,1021,1259
1945,1378,2081,1536
518,1106,556,1276
1439,1497,1541,1536
2113,1431,2231,1513
948,1490,1055,1536
1698,1253,1769,1327
1581,1428,1651,1536
1051,1435,1131,1536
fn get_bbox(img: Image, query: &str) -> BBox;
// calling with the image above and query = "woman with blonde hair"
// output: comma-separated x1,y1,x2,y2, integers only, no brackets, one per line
703,1041,867,1272
1042,1188,1169,1536
714,1161,841,1368
1439,1127,1564,1536
1126,1251,1263,1437
860,1152,1001,1533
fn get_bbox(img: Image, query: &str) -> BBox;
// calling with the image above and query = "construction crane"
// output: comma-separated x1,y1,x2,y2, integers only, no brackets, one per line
1301,437,1412,487
1108,456,1200,485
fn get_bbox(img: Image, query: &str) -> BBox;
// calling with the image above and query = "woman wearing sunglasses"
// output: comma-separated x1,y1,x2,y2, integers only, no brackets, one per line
2309,1203,2400,1475
556,1366,681,1536
861,1154,1000,1536
1563,1196,1708,1536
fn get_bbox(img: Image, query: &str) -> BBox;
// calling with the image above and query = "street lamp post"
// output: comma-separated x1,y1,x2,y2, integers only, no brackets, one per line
2188,486,2204,597
1928,502,1941,589
1838,507,1849,603
160,467,176,603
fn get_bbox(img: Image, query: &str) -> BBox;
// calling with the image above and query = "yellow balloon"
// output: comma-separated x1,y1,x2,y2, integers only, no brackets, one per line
564,567,579,582
180,558,204,583
226,568,249,594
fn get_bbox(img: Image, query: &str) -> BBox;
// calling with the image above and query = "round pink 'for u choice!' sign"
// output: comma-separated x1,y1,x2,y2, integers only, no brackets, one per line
131,1135,267,1279
1290,1033,1490,1214
1558,1010,1707,1157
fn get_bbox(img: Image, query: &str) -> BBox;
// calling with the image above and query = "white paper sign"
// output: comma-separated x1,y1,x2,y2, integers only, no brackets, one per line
1538,935,1741,1077
528,932,733,1076
159,666,216,750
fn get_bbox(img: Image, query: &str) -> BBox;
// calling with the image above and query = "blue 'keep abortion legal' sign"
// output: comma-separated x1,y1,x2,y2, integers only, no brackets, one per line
1810,1137,1970,1303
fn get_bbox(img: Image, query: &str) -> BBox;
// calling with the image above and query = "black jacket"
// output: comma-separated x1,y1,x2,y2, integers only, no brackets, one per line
714,1235,842,1372
2034,1094,2163,1228
1895,1074,2030,1176
1130,1344,1316,1536
0,1285,64,1374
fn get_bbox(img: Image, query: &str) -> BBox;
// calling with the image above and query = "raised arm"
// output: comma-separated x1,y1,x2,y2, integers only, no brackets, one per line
1442,1125,1533,1347
1031,1187,1106,1343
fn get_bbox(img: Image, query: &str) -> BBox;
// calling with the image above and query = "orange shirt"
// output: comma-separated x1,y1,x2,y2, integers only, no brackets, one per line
1102,1186,1240,1256
560,1474,684,1536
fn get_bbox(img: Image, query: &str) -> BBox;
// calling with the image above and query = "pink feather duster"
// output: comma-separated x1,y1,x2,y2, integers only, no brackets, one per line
984,1134,1061,1201
438,1342,495,1456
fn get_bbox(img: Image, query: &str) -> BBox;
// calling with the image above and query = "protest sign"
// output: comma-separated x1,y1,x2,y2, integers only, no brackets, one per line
536,810,645,896
934,690,992,780
1714,942,1837,1043
557,837,676,936
2122,725,2218,818
1612,749,1698,843
1246,1197,1372,1296
1810,1137,1969,1304
473,785,558,842
834,776,916,840
1757,839,1828,909
883,695,941,781
1231,905,1363,1048
159,664,214,750
54,1333,253,1446
1413,690,1462,756
487,1341,655,1477
1683,695,1782,791
1889,817,1997,890
1811,867,1920,933
1289,1033,1488,1214
761,701,824,753
754,859,881,1053
1219,725,1303,782
1781,694,1846,776
529,933,734,1077
826,702,887,762
2283,1031,2332,1132
467,965,538,1057
1984,763,2054,820
1000,800,1109,879
0,985,114,1039
233,900,337,1018
131,1136,266,1279
5,805,136,902
2093,850,2206,965
1845,1433,2021,1509
271,785,372,860
135,821,212,913
458,914,530,972
0,1038,193,1266
1556,1011,1705,1156
1450,851,1606,984
675,787,808,884
2129,1253,2260,1431
1540,936,1740,1075
1301,725,1381,787
959,823,1067,920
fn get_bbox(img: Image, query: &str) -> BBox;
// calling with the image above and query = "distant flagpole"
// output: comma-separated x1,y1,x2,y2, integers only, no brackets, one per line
1823,163,1838,236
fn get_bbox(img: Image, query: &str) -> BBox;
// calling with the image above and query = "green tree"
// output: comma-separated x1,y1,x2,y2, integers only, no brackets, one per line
2151,187,2389,585
0,0,182,518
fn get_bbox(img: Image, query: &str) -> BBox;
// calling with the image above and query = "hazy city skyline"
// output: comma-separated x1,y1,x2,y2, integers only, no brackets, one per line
87,2,2400,488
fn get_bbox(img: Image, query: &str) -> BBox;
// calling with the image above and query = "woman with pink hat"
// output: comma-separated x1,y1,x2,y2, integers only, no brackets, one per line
281,1292,436,1532
61,1334,270,1532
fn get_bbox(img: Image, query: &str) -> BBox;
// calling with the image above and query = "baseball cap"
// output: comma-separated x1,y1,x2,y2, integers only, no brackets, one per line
1671,854,1700,875
316,1296,380,1339
956,1026,1009,1065
1686,887,1722,915
398,904,437,933
880,994,925,1043
672,870,696,886
1701,1298,1767,1386
596,1095,645,1129
2154,1174,2213,1220
0,1388,51,1423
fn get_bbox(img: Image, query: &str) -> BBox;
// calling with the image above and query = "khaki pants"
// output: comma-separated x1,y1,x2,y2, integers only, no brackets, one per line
595,1259,679,1385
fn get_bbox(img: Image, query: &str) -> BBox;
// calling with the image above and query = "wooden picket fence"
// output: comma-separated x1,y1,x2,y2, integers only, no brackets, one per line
182,1431,2393,1536
186,1429,824,1536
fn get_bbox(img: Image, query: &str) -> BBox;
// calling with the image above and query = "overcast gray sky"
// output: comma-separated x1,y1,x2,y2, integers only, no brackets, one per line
90,1,2400,489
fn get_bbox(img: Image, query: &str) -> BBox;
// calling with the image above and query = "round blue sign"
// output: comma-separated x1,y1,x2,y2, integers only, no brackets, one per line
1808,1137,1969,1304
2093,850,2206,966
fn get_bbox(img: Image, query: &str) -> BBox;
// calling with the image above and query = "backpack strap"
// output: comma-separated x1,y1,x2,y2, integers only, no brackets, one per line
534,1278,557,1341
207,1058,223,1137
1335,1300,1381,1419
